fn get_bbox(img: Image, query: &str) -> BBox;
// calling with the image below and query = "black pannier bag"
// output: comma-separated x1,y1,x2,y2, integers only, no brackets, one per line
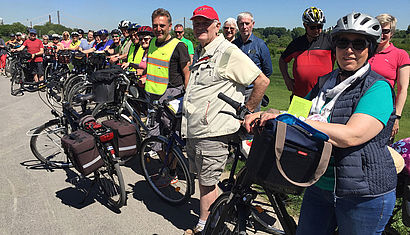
246,114,332,195
102,119,137,159
61,130,103,176
89,68,122,103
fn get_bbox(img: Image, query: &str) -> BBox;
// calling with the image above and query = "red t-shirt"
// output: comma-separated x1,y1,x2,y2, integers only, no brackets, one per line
23,38,44,62
369,43,410,87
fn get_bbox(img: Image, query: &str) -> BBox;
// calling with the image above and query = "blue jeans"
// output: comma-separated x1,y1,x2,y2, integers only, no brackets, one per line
296,185,396,235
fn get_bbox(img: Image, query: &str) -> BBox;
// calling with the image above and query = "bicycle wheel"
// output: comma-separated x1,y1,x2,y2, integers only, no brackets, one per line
10,69,23,96
140,136,192,205
4,58,13,77
67,81,96,112
204,192,241,235
63,74,85,101
95,162,126,209
30,119,73,168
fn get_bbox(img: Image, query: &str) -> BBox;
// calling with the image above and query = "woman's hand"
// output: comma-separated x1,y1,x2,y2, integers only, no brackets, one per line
243,108,280,133
391,119,399,137
121,62,130,69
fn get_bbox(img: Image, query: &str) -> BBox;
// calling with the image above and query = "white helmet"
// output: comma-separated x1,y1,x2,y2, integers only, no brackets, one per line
331,12,381,43
118,20,131,29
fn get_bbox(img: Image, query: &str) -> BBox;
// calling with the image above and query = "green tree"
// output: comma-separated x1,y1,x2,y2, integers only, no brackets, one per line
291,27,305,39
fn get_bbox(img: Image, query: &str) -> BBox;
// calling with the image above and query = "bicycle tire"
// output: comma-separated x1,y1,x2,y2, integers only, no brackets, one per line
95,162,126,209
140,136,192,205
67,81,95,112
63,74,85,101
29,119,73,168
10,69,23,96
4,58,14,77
203,192,241,235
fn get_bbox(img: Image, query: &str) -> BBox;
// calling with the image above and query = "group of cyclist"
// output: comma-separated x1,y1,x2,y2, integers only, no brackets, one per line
2,4,410,235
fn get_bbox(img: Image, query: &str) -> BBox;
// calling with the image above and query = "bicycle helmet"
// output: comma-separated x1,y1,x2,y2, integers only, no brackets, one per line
10,33,15,37
110,29,121,36
118,20,131,29
77,29,84,34
137,26,154,36
97,29,109,36
128,23,141,31
302,7,326,24
16,32,22,36
71,31,80,37
331,12,381,43
52,34,60,39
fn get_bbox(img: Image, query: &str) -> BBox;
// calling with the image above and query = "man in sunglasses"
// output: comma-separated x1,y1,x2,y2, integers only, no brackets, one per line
174,24,194,63
279,6,335,99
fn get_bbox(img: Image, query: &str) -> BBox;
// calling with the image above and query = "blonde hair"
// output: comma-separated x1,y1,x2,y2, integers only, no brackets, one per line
62,31,70,37
376,14,397,34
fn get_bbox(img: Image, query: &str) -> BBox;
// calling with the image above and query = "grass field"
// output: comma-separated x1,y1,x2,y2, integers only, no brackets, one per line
250,54,410,233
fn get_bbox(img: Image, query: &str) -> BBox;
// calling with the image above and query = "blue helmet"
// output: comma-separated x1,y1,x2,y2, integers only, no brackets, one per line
128,23,141,31
97,29,109,36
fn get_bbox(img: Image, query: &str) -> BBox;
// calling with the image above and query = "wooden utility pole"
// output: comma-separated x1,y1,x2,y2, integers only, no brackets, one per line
49,15,51,24
57,11,60,24
184,17,185,28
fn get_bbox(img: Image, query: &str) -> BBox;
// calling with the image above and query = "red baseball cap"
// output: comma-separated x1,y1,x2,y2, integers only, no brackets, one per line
190,5,219,21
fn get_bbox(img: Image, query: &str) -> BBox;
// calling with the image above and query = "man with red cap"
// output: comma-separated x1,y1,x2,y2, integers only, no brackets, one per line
182,5,270,234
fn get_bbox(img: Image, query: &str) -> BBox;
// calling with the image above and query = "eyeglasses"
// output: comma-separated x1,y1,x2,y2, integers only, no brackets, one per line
382,29,391,34
223,27,235,31
113,35,120,38
139,36,151,41
174,31,183,34
335,38,369,51
309,25,323,30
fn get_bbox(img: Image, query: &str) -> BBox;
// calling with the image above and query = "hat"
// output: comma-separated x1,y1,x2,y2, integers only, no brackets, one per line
16,32,22,36
388,146,405,174
29,28,37,34
190,5,219,21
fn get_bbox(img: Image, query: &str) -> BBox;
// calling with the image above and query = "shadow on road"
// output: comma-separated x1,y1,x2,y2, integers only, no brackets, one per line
130,180,200,230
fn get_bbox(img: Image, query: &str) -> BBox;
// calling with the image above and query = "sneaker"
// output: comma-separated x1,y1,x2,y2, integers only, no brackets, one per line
184,225,203,235
170,175,178,184
152,173,172,188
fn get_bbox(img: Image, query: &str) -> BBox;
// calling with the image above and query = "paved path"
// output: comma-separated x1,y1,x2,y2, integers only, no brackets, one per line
0,75,201,234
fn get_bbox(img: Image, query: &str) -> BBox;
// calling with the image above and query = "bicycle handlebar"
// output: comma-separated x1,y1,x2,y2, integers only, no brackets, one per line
218,92,251,120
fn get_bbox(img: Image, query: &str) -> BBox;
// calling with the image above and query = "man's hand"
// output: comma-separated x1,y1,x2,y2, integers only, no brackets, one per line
391,119,399,137
31,53,36,59
243,108,281,133
110,56,119,63
284,77,295,91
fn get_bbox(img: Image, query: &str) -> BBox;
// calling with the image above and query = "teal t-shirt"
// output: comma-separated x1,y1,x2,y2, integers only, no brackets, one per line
314,80,393,191
180,37,194,55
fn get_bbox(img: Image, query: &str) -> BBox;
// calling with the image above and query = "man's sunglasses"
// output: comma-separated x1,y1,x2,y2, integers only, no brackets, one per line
335,38,369,51
139,36,151,41
309,25,323,30
174,31,183,34
382,29,391,34
223,27,235,31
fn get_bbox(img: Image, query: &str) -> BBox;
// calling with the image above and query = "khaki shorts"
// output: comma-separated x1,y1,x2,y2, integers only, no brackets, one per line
186,135,232,186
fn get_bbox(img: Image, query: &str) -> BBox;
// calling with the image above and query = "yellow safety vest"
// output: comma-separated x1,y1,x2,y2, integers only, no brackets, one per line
127,45,144,72
145,37,180,95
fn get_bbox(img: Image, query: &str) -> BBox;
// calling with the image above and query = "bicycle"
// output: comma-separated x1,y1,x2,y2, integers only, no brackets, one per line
29,89,126,209
203,93,297,235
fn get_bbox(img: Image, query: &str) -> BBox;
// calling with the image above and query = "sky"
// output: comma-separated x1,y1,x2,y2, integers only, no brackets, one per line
1,0,409,31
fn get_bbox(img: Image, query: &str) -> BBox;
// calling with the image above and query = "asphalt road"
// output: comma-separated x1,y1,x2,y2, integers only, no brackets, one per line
0,74,201,234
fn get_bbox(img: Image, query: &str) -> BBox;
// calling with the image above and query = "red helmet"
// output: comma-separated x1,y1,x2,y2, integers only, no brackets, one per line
137,26,154,36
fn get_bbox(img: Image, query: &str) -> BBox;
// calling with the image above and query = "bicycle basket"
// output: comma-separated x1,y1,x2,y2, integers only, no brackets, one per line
57,51,71,64
89,68,122,103
72,51,86,66
246,114,332,195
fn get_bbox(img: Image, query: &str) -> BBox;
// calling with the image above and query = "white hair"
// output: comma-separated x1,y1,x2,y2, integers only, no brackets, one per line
237,12,254,22
224,17,238,28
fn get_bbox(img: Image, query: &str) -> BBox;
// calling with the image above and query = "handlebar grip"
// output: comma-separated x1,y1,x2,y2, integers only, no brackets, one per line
217,93,241,111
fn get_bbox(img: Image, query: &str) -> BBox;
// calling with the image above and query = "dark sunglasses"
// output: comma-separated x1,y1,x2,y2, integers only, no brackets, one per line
223,27,235,31
139,36,151,41
309,25,323,30
335,38,369,51
174,31,183,34
382,29,391,34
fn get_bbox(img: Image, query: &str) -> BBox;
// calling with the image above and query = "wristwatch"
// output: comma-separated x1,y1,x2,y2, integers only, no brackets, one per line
396,115,401,120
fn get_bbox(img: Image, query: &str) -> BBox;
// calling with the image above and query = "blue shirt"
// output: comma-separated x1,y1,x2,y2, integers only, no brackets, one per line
79,38,94,50
233,33,273,78
95,39,113,51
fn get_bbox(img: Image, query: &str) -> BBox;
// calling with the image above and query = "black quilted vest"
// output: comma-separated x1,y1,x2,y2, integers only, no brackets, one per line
310,67,397,197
